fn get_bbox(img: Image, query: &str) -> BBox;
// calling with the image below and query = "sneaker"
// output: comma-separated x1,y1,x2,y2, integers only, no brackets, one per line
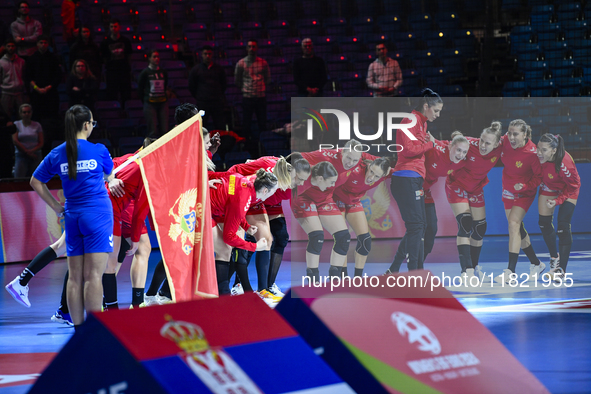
51,310,74,326
382,269,395,276
548,256,560,274
258,289,281,303
129,303,146,309
473,265,485,281
256,291,278,308
269,283,285,298
463,268,477,286
5,277,31,308
231,283,244,296
529,262,546,281
155,294,173,304
494,269,514,285
143,294,159,306
549,267,566,283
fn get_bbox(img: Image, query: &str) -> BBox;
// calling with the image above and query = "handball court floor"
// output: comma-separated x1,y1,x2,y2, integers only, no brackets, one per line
1,234,590,394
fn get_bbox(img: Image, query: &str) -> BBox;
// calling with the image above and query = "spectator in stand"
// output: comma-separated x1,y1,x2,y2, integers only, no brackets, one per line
0,20,9,58
234,39,270,139
69,25,102,82
0,39,26,120
25,35,63,124
366,42,403,97
100,19,132,105
61,0,81,46
293,38,327,97
188,45,227,131
137,49,168,138
13,103,43,177
66,59,99,112
0,106,17,178
10,1,43,60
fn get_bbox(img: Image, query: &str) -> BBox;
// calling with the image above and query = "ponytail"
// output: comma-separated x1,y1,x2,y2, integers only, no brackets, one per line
450,130,468,147
482,120,502,143
414,87,443,112
508,119,532,141
254,168,278,192
539,133,566,173
272,157,292,191
64,104,92,180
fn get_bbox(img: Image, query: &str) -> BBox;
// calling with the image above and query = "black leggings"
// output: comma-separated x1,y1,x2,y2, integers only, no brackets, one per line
390,175,426,270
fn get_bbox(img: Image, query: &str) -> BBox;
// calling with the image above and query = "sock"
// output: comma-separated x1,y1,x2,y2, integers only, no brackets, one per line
132,287,144,306
102,273,118,310
458,244,472,272
523,245,540,265
267,252,282,287
342,266,349,277
159,279,171,299
255,250,270,291
20,246,58,286
508,252,519,273
470,245,482,268
234,248,252,286
388,248,406,273
354,268,363,277
146,260,166,296
235,263,253,292
559,244,571,272
328,265,340,278
215,260,231,295
59,271,69,313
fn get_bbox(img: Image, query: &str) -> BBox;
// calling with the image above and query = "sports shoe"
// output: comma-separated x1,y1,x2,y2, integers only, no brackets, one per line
156,294,173,304
462,268,477,286
5,277,31,308
269,283,285,298
382,269,395,276
51,310,74,326
529,262,546,281
473,265,485,281
256,290,278,308
143,294,159,306
549,267,566,283
494,269,514,285
548,256,560,274
231,283,244,296
129,303,146,309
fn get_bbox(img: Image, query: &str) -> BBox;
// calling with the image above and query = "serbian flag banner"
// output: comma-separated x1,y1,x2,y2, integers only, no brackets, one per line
138,114,217,301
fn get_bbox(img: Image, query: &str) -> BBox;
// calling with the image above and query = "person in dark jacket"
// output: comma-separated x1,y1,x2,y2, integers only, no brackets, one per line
137,49,168,138
293,38,327,97
66,59,99,112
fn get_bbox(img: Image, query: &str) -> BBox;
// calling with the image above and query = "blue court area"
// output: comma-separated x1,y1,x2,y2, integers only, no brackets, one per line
1,235,590,393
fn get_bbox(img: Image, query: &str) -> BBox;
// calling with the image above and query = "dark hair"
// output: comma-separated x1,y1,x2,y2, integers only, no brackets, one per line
110,18,121,25
202,45,213,51
143,137,157,148
253,168,278,192
70,58,95,79
17,1,29,9
481,121,502,143
365,156,391,177
174,103,199,124
37,35,50,43
247,39,258,44
539,133,565,173
146,49,159,59
5,38,16,46
64,105,92,180
286,152,311,174
311,161,338,179
508,119,532,140
414,88,443,112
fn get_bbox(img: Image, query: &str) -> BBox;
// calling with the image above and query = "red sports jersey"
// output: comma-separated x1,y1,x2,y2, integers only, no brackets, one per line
110,154,149,243
501,138,542,194
447,137,503,194
333,153,386,205
300,149,359,201
227,156,278,175
208,172,257,251
540,152,581,205
392,110,434,178
423,141,467,192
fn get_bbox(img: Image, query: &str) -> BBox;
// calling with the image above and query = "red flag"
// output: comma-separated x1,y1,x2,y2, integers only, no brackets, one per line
138,115,217,302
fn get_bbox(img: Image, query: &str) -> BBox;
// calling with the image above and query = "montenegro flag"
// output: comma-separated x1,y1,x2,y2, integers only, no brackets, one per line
138,114,217,301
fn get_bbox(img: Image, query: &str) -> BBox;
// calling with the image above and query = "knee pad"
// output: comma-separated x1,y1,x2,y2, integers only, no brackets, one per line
332,229,351,256
456,213,473,238
538,215,554,233
355,233,372,256
306,231,324,255
557,222,572,246
471,218,487,241
520,222,528,240
270,220,289,254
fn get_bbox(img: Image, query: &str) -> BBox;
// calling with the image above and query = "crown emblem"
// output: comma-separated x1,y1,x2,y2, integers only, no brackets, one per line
160,314,210,353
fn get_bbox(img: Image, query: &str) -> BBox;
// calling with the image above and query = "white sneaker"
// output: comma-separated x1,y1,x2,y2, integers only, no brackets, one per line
231,283,244,296
548,256,560,274
155,294,173,304
465,268,477,286
529,262,546,281
5,277,31,308
269,283,285,298
495,269,514,285
549,267,566,283
256,290,277,308
143,295,158,306
473,265,485,281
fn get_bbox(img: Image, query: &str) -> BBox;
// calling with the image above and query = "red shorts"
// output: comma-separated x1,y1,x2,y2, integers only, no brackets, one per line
112,204,124,237
445,183,485,208
335,198,365,215
502,189,536,211
292,195,341,218
265,202,284,216
246,201,267,216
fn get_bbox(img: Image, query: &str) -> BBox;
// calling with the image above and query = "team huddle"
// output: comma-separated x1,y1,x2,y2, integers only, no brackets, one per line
4,89,582,328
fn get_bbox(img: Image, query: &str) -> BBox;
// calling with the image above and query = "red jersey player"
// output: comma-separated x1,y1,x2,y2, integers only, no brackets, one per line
537,133,580,281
